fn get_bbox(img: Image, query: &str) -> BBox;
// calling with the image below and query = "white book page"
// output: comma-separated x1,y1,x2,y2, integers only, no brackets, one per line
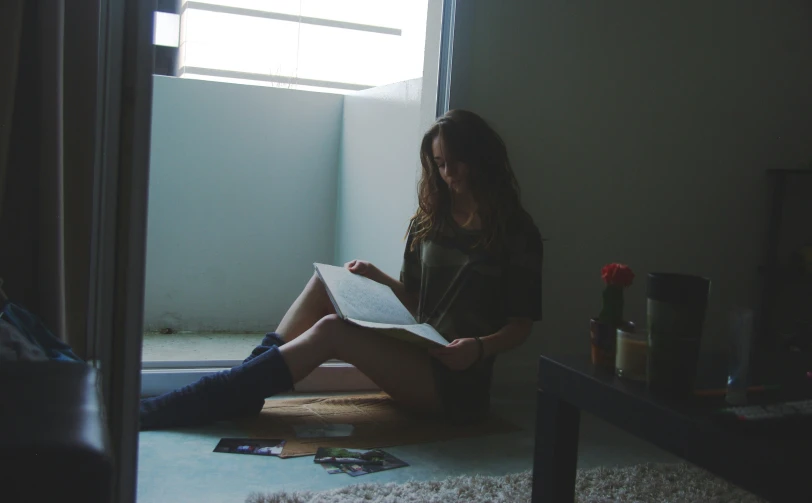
314,263,417,326
347,319,448,347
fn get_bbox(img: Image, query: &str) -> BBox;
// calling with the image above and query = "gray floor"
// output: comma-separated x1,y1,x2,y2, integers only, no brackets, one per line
136,393,678,503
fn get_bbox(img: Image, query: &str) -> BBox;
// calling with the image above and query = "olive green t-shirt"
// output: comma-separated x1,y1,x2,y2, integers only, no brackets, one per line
400,211,544,343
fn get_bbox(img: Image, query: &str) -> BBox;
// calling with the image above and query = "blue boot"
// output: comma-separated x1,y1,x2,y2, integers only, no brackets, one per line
139,344,293,431
243,332,286,363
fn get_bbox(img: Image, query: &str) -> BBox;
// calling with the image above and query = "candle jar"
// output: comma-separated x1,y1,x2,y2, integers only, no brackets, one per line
615,326,648,381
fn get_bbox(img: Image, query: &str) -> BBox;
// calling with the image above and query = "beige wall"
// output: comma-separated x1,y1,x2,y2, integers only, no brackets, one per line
452,1,812,389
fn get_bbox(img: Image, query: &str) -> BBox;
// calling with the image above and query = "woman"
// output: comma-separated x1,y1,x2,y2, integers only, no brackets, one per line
140,109,543,430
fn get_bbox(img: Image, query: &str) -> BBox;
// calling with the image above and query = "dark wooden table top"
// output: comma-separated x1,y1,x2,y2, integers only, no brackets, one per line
537,353,812,502
540,352,812,419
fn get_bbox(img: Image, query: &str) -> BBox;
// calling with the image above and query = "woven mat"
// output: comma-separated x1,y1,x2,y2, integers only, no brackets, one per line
230,393,520,458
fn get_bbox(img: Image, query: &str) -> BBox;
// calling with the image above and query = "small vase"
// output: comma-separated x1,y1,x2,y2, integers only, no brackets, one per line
590,319,633,372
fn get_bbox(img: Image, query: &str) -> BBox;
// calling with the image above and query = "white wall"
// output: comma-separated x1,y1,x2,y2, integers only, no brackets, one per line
452,1,812,388
334,1,442,275
335,79,424,277
144,76,343,332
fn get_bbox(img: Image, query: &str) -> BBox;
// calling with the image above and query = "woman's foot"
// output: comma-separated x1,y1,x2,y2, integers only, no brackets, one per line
139,344,293,430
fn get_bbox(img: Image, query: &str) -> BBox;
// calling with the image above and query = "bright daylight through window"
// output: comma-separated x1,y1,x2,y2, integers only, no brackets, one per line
153,0,430,93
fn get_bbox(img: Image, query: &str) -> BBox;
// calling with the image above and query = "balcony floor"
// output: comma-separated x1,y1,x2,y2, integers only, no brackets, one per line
142,332,263,362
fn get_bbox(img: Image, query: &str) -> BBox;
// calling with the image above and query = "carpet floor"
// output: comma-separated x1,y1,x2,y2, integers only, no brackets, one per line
246,463,763,503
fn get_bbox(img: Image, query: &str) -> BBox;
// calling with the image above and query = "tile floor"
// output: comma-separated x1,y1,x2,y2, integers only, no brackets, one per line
142,333,262,362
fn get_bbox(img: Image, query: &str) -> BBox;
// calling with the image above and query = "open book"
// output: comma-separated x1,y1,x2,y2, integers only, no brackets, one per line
314,263,448,348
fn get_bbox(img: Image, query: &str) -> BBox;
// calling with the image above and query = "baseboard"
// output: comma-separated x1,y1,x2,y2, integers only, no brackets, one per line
141,362,379,397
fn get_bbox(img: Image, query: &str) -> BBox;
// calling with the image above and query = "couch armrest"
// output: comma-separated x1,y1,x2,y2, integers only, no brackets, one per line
0,362,113,503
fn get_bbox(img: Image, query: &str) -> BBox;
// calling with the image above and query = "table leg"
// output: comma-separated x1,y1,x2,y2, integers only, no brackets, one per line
531,389,580,503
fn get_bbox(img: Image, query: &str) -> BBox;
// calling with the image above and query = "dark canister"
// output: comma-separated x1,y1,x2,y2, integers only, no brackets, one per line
646,273,710,397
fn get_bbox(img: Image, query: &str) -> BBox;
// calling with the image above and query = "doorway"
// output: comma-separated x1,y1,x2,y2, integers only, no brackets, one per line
140,0,450,395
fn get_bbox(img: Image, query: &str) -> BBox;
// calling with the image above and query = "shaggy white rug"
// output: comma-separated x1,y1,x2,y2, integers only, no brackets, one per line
247,463,764,503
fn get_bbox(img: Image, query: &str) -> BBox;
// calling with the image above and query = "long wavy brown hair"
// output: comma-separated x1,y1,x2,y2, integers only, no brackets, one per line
409,109,524,253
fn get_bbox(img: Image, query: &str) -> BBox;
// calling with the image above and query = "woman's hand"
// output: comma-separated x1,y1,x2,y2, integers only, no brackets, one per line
429,338,481,371
345,260,384,284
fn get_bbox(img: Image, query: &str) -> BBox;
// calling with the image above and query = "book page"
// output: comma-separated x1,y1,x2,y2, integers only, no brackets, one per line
314,263,417,326
346,319,448,347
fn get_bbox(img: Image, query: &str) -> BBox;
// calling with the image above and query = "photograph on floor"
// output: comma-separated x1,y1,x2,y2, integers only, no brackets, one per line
320,463,344,474
314,447,409,476
213,438,286,457
314,447,386,465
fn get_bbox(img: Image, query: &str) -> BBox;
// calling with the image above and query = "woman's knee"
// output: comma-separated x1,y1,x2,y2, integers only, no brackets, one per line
313,313,342,328
308,314,344,342
308,314,361,355
304,273,326,297
304,274,333,311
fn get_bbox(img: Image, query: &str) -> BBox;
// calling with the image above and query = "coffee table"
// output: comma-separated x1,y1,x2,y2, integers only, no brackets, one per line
531,354,812,502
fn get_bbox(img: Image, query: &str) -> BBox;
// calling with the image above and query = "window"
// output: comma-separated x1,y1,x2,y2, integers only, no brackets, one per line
153,3,182,76
162,0,429,93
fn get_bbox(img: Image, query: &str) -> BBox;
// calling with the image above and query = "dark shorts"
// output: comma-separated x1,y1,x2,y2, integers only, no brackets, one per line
430,356,494,425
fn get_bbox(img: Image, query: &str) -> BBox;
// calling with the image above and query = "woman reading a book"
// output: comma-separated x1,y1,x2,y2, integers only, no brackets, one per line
141,109,543,430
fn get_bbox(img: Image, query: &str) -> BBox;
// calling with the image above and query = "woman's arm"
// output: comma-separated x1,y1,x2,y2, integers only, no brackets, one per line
480,317,533,358
345,260,419,314
429,318,534,370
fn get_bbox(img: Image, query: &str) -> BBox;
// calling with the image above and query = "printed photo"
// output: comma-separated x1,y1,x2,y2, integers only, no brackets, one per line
321,463,343,474
340,453,409,477
213,438,286,457
314,447,408,476
314,447,386,465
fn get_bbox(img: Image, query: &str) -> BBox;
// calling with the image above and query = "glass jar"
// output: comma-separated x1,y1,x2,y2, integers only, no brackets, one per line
615,326,648,381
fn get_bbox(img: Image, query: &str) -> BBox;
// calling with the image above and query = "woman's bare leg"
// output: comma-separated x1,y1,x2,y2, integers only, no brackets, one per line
140,314,441,430
275,273,335,342
280,315,442,412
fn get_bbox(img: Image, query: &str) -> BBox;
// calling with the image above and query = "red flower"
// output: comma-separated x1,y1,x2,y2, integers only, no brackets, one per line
601,263,635,287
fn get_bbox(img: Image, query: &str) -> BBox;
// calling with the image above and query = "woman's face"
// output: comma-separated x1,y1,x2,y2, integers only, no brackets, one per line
432,135,470,195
